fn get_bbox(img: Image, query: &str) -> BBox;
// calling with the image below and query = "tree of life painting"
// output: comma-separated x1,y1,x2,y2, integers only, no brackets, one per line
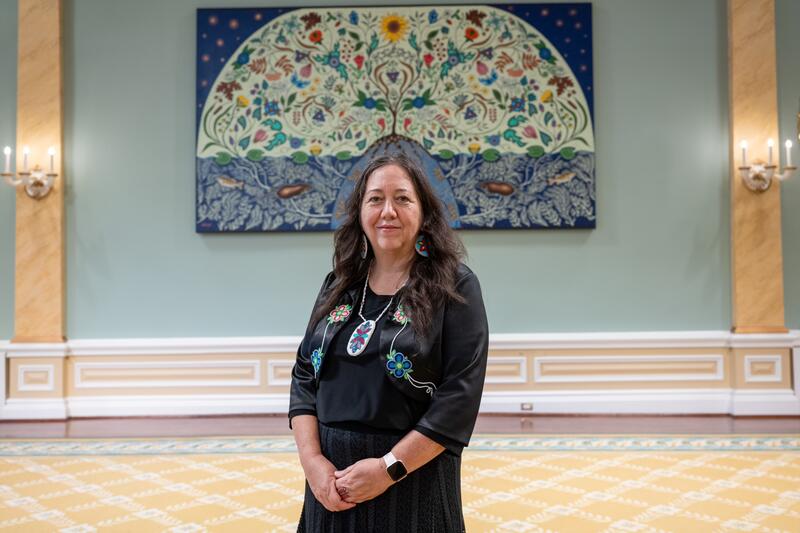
196,5,594,232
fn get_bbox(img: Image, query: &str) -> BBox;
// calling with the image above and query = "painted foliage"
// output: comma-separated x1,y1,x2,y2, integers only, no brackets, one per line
196,5,594,232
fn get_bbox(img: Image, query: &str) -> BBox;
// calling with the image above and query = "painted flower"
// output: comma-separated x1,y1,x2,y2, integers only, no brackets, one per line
364,97,377,110
311,348,323,373
289,137,304,149
423,53,434,67
253,129,267,143
354,55,365,69
309,144,322,156
465,27,479,41
428,9,438,24
236,95,250,108
523,126,538,139
348,10,359,25
541,90,553,103
468,142,481,154
535,41,556,64
309,30,323,43
392,305,410,324
234,47,253,68
328,304,352,323
510,97,525,112
380,14,409,43
411,96,425,109
486,134,501,146
386,351,413,378
264,100,280,115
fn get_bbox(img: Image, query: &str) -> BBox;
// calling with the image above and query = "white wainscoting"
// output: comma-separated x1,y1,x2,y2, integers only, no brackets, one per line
1,331,798,419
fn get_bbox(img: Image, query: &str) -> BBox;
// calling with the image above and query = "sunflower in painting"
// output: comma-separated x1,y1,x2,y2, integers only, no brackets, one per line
380,14,408,42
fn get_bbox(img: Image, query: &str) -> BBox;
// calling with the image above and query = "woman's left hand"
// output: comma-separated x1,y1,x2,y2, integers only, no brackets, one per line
333,458,394,504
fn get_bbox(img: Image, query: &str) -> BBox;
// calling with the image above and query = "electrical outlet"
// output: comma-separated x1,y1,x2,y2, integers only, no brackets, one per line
520,402,533,411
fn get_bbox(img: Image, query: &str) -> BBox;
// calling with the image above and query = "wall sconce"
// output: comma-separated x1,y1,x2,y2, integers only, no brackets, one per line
2,145,59,199
737,138,796,192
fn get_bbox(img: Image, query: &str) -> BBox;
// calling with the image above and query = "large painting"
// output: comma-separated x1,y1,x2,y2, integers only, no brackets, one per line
196,5,594,232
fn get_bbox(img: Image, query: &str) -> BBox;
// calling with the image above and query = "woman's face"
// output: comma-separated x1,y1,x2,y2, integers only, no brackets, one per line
360,164,423,259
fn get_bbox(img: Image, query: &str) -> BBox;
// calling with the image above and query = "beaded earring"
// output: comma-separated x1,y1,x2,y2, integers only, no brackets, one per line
415,234,429,257
360,234,369,260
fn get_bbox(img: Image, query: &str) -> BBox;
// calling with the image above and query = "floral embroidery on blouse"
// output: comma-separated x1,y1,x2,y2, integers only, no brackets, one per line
328,304,352,324
392,305,409,324
311,348,323,375
386,350,413,379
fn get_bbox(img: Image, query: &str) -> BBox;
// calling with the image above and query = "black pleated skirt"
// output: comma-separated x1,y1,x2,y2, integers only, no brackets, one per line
297,422,466,532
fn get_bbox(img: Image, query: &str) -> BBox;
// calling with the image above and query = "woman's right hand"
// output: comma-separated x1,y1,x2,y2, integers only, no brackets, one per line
303,454,357,512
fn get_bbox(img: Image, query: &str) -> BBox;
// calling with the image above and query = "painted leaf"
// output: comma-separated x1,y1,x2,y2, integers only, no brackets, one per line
527,145,545,158
215,152,232,165
482,149,500,162
560,147,576,160
246,149,264,162
291,151,309,164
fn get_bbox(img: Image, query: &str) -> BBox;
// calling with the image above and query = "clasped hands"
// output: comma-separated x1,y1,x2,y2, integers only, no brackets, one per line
305,455,394,512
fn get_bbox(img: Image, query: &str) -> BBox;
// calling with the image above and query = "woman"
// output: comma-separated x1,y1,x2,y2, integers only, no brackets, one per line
289,153,489,532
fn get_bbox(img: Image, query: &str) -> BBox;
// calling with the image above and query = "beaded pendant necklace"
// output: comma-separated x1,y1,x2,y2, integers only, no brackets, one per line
346,268,401,357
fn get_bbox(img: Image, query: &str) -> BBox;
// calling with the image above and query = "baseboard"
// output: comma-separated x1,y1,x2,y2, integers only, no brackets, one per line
2,398,68,420
479,389,736,414
1,388,797,419
731,389,800,415
67,394,291,418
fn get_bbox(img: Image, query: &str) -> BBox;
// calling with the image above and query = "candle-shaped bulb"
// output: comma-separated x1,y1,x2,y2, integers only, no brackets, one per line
768,138,774,165
47,147,55,156
2,146,9,173
3,146,10,156
22,145,29,171
786,140,793,167
740,140,748,167
22,146,29,155
48,146,55,173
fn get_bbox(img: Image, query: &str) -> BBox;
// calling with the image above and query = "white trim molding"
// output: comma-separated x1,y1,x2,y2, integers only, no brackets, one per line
485,356,527,384
1,398,68,420
731,389,800,415
743,354,782,383
1,331,798,419
73,360,261,389
64,337,302,356
65,394,290,418
480,389,736,414
267,360,294,386
2,331,797,358
17,364,55,392
6,342,68,358
533,354,724,383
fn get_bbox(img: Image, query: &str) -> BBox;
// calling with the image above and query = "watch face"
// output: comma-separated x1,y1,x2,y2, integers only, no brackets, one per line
387,460,407,481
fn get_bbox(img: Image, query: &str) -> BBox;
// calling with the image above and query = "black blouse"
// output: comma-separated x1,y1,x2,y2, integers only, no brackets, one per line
289,265,489,457
291,285,464,454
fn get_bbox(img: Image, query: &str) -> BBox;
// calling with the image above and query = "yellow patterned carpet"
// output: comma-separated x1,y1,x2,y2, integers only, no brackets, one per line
0,435,798,532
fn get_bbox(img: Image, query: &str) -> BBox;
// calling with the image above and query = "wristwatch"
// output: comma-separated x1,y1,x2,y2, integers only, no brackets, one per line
382,451,408,482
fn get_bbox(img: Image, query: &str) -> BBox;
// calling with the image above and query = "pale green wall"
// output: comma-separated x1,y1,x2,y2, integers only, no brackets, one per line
62,0,730,337
1,0,795,339
0,0,16,340
777,0,800,329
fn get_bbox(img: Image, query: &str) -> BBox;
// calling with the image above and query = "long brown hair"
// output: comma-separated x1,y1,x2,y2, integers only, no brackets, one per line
312,153,465,336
